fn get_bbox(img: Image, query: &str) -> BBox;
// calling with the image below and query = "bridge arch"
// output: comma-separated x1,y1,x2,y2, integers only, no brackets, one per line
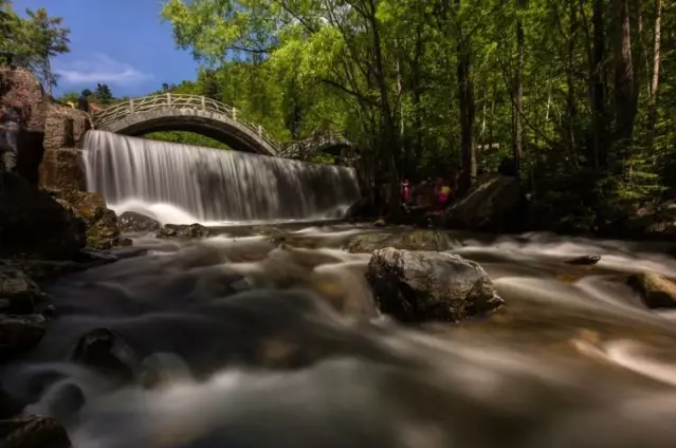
93,94,279,156
93,93,355,160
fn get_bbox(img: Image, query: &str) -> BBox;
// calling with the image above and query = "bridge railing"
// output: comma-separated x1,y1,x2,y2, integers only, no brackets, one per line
93,93,280,151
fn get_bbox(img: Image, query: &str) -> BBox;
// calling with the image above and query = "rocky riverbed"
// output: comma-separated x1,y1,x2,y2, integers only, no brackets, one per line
4,211,676,447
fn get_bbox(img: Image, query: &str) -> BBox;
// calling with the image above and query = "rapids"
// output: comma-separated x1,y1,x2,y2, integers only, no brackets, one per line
4,226,676,448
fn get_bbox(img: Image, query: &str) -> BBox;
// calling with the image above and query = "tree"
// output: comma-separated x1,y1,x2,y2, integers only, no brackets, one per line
95,83,113,103
0,2,69,92
159,0,676,225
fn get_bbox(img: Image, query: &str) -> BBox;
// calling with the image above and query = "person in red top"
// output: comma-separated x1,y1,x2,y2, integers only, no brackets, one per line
401,179,411,204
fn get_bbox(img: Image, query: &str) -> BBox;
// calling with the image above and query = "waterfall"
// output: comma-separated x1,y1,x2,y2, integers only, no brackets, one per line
82,130,361,225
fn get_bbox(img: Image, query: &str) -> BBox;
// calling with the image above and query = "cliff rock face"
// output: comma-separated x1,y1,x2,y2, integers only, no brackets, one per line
0,66,48,184
50,189,120,250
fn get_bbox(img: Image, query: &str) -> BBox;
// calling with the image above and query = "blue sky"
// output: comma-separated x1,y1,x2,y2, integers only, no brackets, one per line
13,0,200,97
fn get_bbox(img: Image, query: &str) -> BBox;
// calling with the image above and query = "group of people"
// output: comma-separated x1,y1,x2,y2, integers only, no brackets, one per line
0,105,19,173
401,177,454,213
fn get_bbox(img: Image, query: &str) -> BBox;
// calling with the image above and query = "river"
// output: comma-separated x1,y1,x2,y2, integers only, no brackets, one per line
3,225,676,448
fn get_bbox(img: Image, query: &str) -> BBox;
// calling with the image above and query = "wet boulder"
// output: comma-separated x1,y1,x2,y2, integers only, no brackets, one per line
564,254,601,266
0,314,47,360
71,328,140,385
0,415,71,448
627,272,676,310
50,189,120,250
0,172,86,260
346,230,458,254
366,248,503,323
156,223,212,240
118,211,161,233
0,264,43,314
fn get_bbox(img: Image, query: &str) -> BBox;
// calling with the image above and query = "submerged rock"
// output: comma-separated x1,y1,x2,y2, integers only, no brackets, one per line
627,272,676,309
346,230,458,253
0,172,86,260
0,265,43,314
156,223,212,240
71,328,140,385
564,254,601,265
0,415,71,448
50,189,120,250
366,248,503,323
0,314,47,360
118,211,161,233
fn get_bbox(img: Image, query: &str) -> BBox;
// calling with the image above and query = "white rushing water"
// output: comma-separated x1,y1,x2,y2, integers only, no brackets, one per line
82,131,361,224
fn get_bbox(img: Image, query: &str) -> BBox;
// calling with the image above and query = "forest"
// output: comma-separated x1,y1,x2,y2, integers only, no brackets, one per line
156,0,675,232
3,0,676,234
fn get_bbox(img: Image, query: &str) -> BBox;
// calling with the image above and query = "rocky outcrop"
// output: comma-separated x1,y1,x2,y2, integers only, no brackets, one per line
0,172,86,260
346,230,459,253
0,66,49,185
444,175,525,232
50,189,120,250
118,211,161,233
366,248,503,323
627,272,676,309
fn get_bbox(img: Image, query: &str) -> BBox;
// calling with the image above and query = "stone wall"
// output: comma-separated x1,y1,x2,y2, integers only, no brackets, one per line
0,66,91,188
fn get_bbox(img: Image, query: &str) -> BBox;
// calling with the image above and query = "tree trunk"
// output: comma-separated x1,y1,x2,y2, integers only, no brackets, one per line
591,0,607,169
613,0,637,157
514,13,525,177
457,20,476,194
647,0,662,148
366,0,399,207
566,0,578,165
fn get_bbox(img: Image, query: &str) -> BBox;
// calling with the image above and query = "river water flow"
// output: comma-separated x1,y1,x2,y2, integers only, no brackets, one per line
6,133,676,447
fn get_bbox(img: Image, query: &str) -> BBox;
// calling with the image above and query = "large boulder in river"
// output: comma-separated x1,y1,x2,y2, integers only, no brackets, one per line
118,211,161,233
346,230,459,253
627,272,676,310
366,248,503,323
0,172,86,260
50,189,120,250
444,175,525,232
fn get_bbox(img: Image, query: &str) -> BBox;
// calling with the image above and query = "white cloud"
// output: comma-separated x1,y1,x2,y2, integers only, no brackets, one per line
54,54,152,86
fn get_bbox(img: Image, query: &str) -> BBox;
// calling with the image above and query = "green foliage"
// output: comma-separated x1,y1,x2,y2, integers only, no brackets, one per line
0,1,69,91
95,83,113,104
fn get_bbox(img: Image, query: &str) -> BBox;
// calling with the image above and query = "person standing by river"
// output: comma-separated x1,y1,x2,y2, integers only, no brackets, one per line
0,105,20,173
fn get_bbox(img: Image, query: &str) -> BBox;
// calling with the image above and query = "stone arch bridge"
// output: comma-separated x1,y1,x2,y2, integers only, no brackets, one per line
92,93,353,160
